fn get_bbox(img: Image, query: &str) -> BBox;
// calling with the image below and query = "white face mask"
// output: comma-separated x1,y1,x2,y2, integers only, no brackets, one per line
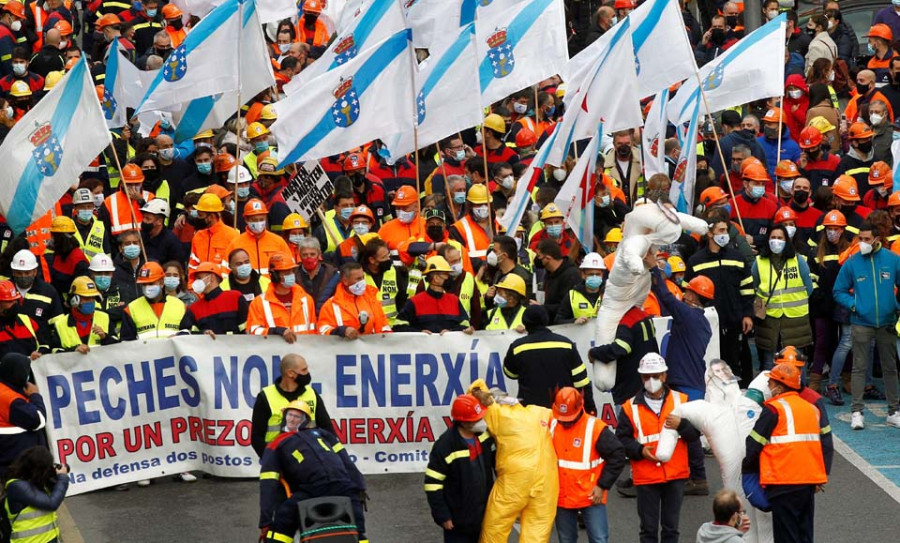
469,419,488,433
348,279,367,296
500,175,514,190
10,20,21,32
191,278,206,295
450,263,463,277
472,205,490,220
644,377,663,394
486,251,499,267
552,168,567,181
870,113,885,126
713,233,730,247
768,238,786,254
92,193,105,207
513,102,527,115
767,9,778,19
858,241,874,255
785,225,797,239
828,71,835,82
788,89,802,100
247,220,266,234
398,210,416,224
825,229,842,244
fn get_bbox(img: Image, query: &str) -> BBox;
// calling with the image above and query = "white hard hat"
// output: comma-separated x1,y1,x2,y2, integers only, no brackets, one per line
226,165,253,184
89,253,116,272
10,249,38,271
580,252,606,270
72,188,94,206
638,353,668,374
141,198,170,218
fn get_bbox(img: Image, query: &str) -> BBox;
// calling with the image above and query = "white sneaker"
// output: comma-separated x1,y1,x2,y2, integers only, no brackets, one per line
886,412,900,429
136,479,151,487
851,412,864,430
179,472,197,482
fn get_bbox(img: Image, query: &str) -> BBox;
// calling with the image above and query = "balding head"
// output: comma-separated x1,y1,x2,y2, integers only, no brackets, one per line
858,69,876,85
45,28,61,47
281,353,309,377
146,55,163,70
156,133,173,147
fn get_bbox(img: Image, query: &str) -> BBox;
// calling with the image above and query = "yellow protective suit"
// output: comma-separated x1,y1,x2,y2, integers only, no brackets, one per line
478,400,559,543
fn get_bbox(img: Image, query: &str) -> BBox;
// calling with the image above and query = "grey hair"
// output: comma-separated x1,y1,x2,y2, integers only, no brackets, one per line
297,237,321,252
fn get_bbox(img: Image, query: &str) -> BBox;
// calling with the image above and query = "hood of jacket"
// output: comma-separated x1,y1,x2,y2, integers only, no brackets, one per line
695,522,743,543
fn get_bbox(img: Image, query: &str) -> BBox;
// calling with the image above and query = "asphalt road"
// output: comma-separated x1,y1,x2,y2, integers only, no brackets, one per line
62,437,900,543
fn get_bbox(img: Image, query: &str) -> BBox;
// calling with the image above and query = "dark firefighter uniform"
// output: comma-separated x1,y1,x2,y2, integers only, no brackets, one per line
259,428,367,542
588,306,659,406
178,287,249,334
250,383,333,456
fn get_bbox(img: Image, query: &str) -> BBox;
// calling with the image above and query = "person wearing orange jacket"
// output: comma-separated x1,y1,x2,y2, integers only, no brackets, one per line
616,353,701,543
247,252,316,342
336,205,377,265
378,185,425,262
224,198,290,276
551,387,625,543
294,0,330,52
318,262,391,338
161,3,185,47
188,193,239,270
99,164,154,236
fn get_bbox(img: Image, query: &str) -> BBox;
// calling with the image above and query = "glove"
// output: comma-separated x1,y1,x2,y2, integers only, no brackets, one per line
742,473,771,512
360,490,370,512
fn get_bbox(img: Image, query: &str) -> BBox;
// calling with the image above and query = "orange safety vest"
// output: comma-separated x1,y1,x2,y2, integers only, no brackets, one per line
622,390,690,486
104,190,153,235
451,215,491,259
0,383,29,433
189,220,239,269
246,283,317,336
759,392,827,486
295,17,330,47
378,216,426,257
224,230,291,276
317,283,391,335
165,25,186,48
550,414,607,509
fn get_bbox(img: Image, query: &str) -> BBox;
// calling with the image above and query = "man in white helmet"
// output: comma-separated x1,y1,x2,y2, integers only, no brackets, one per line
88,253,126,332
10,249,62,327
71,187,110,261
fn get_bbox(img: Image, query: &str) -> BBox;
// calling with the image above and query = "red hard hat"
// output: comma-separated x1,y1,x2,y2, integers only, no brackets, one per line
552,387,584,422
214,153,237,173
774,206,797,224
798,127,822,149
515,128,536,148
451,394,486,422
0,280,21,302
685,275,715,299
342,151,366,172
769,363,801,390
613,0,635,8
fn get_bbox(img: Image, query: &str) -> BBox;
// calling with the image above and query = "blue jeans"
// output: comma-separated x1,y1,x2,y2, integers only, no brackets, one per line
828,324,875,387
555,503,609,543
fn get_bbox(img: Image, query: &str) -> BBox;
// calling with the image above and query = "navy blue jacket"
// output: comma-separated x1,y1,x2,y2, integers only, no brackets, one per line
651,268,711,391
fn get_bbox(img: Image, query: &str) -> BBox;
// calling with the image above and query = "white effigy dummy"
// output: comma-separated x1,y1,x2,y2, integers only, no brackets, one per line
593,200,709,390
655,361,773,543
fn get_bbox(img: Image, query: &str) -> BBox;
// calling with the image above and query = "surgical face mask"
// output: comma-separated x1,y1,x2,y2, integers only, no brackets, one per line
867,44,876,56
472,205,490,220
236,186,250,199
767,9,778,19
515,237,522,251
454,150,466,162
278,43,291,54
79,301,96,315
58,39,68,50
493,293,507,308
500,175,514,190
825,229,842,243
289,234,305,245
281,273,296,287
3,106,12,119
513,102,527,115
828,70,835,82
722,203,732,215
450,263,463,277
196,162,212,175
12,62,25,76
475,130,482,144
10,20,21,32
398,209,416,224
643,377,663,394
827,20,835,30
163,276,180,290
93,275,111,291
348,279,367,296
768,238,786,254
235,263,252,279
146,8,157,16
158,148,174,161
469,419,488,433
544,105,555,118
787,89,802,100
713,233,730,247
785,225,797,239
254,142,269,154
353,223,370,236
585,275,603,289
553,168,567,181
486,251,499,267
191,278,207,295
77,209,94,222
870,113,885,126
339,207,353,221
123,244,141,259
143,284,161,299
858,241,873,255
247,220,266,234
452,191,466,204
547,224,563,238
92,193,105,207
599,194,610,207
749,186,765,199
779,180,793,194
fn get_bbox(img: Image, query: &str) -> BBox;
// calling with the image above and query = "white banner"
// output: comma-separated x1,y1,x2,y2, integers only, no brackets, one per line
33,312,719,495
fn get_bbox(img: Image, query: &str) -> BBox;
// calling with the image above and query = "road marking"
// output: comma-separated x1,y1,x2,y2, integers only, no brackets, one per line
833,435,900,504
58,502,85,543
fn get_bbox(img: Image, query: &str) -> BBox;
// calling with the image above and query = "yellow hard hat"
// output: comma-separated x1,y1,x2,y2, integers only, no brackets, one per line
70,276,100,297
50,216,76,233
467,184,492,205
259,104,277,121
483,113,505,134
9,80,31,97
667,256,686,273
258,156,284,176
424,255,452,274
807,116,836,134
192,129,214,140
495,273,526,297
282,213,309,231
247,122,270,139
282,399,312,417
603,227,622,243
43,71,64,90
195,193,224,213
540,203,564,220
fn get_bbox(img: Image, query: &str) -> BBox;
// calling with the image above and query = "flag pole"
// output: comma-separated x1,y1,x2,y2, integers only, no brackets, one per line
775,94,784,165
108,141,149,263
231,0,245,231
408,39,421,201
440,158,457,218
695,83,745,231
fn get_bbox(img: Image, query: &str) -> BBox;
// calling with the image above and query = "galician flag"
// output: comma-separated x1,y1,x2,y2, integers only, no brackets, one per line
554,129,601,248
498,126,558,234
669,98,701,213
642,88,670,178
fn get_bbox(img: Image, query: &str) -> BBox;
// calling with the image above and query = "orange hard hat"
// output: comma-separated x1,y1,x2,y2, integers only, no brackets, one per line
136,262,164,284
848,122,874,140
161,3,182,19
774,160,800,179
774,206,797,224
54,19,73,36
775,346,807,368
450,394,486,422
866,23,893,42
685,275,715,300
0,280,21,301
889,192,900,208
342,152,366,172
96,13,122,29
349,205,374,223
869,161,891,185
303,0,323,13
742,163,770,182
552,387,584,422
64,56,78,71
2,1,26,19
603,252,616,270
122,163,145,184
822,209,847,227
214,153,237,173
762,107,783,125
392,185,418,206
243,198,268,217
515,128,536,148
832,175,860,201
769,363,801,390
798,127,823,149
613,0,635,8
699,186,728,206
192,262,223,279
95,85,105,102
740,156,764,174
268,252,297,272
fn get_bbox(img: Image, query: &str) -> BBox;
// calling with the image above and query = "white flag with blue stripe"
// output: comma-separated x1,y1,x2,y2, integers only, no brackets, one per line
137,0,246,114
642,88,670,178
0,58,111,234
284,0,408,94
272,30,415,165
171,1,275,142
475,0,567,107
669,98,701,213
382,24,481,162
668,14,786,124
497,127,556,235
102,39,158,129
406,0,463,50
554,128,601,248
545,19,642,166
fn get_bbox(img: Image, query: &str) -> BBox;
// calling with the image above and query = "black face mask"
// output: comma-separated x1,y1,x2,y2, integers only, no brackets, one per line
696,168,709,177
377,259,392,273
710,28,726,44
615,145,631,158
140,221,155,234
350,174,365,187
426,225,444,242
142,169,158,183
305,14,318,24
155,47,173,59
805,27,816,36
169,19,183,30
295,372,311,388
806,146,821,159
725,15,738,28
856,83,870,95
792,190,809,205
763,125,779,140
188,216,209,230
856,140,873,154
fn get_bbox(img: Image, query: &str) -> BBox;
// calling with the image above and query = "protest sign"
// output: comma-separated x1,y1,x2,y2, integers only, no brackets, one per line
281,160,334,221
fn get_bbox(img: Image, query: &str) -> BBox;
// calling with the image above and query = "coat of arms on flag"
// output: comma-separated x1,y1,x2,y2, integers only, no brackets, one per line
486,27,514,78
162,44,188,82
331,76,359,127
29,121,63,176
334,34,358,65
100,86,117,120
702,63,725,91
